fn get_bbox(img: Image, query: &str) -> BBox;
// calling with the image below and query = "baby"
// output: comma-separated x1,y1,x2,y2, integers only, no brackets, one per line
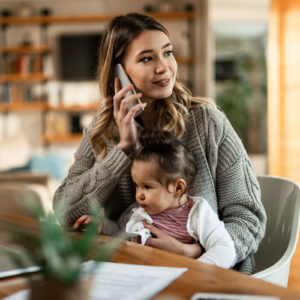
126,129,236,269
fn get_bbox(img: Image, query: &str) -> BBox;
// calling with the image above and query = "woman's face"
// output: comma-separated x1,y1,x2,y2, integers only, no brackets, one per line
123,30,177,102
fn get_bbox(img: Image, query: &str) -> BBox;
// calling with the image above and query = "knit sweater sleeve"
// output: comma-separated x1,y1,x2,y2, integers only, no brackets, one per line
53,125,132,227
206,108,267,265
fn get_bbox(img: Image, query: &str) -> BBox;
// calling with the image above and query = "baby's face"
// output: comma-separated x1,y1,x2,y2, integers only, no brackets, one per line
131,159,178,215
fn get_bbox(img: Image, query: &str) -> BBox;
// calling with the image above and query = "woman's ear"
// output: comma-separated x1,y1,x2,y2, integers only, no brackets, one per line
174,178,187,196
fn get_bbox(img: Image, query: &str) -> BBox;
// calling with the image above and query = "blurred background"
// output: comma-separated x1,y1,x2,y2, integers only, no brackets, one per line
0,0,269,185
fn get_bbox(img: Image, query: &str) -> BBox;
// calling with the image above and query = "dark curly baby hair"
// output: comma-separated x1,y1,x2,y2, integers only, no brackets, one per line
134,129,197,193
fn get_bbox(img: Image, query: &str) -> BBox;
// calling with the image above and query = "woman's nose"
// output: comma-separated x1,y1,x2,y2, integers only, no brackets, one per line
155,58,168,74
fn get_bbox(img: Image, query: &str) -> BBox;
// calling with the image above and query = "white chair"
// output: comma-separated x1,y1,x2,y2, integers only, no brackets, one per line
252,175,300,287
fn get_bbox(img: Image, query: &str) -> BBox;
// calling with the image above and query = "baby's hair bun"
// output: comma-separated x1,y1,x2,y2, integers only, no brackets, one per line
136,129,197,191
139,129,177,152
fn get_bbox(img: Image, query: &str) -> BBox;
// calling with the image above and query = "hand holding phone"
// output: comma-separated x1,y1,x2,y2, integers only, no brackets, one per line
113,64,144,118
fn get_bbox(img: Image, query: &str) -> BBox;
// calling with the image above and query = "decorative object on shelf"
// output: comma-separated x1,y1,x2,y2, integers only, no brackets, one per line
144,4,154,12
184,3,195,12
40,7,53,16
1,9,12,17
15,3,36,18
0,200,122,300
21,32,33,47
158,0,175,13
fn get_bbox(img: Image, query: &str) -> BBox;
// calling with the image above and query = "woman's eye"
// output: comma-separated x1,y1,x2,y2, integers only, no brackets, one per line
141,56,152,62
164,50,173,56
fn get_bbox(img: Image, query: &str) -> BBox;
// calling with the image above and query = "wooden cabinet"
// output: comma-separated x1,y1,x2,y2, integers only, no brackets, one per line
0,12,195,144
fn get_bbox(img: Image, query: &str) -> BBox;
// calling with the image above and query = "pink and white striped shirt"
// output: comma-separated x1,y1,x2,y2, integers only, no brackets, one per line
126,196,236,268
149,198,196,243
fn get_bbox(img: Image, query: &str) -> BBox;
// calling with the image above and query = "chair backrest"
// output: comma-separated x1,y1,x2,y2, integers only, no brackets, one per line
253,175,300,286
0,183,52,218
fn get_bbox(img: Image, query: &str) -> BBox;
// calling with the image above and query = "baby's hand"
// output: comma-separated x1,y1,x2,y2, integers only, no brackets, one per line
73,214,103,234
73,215,92,230
133,236,142,243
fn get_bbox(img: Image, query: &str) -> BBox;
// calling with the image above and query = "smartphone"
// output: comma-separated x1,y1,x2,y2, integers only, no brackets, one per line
113,63,144,118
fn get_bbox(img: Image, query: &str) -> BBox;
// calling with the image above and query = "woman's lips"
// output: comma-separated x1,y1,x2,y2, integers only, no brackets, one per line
153,78,170,87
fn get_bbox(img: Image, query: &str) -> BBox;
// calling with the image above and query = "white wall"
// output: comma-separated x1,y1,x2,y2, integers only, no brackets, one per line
210,0,269,22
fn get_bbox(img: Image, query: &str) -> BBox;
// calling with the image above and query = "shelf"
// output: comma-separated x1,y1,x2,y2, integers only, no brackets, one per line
0,74,51,83
0,45,51,54
176,56,195,64
0,102,48,112
0,102,98,112
43,133,83,143
46,103,98,112
0,12,195,25
149,12,195,20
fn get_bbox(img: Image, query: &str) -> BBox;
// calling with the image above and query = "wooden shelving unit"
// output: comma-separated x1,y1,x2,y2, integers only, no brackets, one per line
0,102,48,112
0,74,51,83
0,103,98,112
46,103,98,112
175,56,195,65
0,12,195,25
43,133,83,143
0,11,195,144
0,45,51,55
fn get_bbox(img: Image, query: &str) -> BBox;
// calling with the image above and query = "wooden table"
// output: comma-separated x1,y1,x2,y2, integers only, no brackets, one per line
109,239,300,300
2,236,299,300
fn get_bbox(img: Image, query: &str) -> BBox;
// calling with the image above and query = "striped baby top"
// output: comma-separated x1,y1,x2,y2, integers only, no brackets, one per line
149,197,196,243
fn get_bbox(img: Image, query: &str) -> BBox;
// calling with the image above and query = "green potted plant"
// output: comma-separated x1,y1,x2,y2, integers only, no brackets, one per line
216,52,267,153
0,199,122,300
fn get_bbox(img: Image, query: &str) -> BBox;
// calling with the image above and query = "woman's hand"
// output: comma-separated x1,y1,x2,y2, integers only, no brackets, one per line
113,77,146,154
143,222,202,259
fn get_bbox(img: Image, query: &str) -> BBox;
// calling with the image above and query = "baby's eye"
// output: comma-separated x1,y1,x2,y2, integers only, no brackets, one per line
144,184,151,190
141,56,152,62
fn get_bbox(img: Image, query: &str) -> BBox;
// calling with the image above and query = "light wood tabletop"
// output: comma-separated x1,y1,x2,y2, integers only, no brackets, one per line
1,229,300,300
108,238,300,300
2,237,300,300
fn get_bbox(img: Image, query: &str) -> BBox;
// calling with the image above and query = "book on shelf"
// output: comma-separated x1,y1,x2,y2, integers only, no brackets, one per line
1,85,10,103
44,111,90,138
0,84,48,104
4,54,44,75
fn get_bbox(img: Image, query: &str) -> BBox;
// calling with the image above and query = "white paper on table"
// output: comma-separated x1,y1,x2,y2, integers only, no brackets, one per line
89,262,187,300
3,262,187,300
3,290,29,300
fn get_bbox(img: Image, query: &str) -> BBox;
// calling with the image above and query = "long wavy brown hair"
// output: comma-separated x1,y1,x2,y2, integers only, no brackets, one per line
91,12,215,159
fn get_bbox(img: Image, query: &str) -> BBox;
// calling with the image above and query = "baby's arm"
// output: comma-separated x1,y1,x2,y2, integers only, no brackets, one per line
193,199,236,268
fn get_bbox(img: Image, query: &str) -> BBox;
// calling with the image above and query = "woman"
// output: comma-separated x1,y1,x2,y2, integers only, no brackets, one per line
53,13,266,274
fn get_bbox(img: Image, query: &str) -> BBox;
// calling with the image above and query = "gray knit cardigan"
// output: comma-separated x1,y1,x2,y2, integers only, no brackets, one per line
53,106,267,274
